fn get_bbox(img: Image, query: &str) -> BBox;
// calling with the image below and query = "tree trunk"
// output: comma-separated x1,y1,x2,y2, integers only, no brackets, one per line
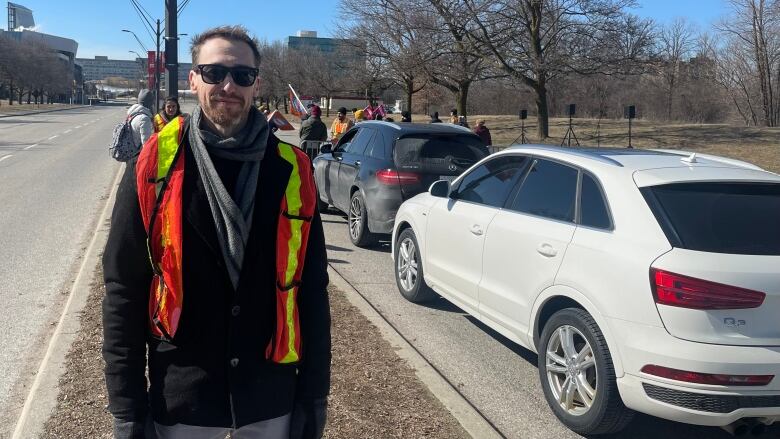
326,94,331,117
8,80,13,105
456,81,471,122
534,83,549,139
405,78,414,114
666,77,675,120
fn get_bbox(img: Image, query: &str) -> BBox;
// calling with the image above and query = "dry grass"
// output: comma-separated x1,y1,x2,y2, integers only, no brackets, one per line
308,112,780,174
0,102,80,115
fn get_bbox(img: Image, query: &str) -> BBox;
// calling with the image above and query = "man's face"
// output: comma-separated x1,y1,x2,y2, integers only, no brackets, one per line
189,37,259,132
338,112,346,121
164,101,178,117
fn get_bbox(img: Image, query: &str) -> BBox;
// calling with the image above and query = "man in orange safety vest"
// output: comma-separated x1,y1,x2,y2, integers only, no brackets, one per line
103,25,331,439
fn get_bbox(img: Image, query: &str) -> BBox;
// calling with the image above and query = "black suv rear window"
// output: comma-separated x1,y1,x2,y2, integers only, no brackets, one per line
394,135,488,175
642,182,780,255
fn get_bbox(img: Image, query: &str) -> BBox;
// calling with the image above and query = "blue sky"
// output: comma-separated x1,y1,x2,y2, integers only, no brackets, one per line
8,0,726,60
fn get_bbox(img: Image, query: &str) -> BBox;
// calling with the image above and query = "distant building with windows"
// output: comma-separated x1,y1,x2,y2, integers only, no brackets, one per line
1,2,82,101
286,30,365,66
76,55,193,85
7,2,34,30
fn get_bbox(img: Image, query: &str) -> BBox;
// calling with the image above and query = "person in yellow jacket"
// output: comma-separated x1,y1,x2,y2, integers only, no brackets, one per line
330,107,354,142
153,96,183,132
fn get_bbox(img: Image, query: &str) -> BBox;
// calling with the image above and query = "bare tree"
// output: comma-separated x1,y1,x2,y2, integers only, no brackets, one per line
657,18,696,120
461,0,654,138
338,0,431,112
424,0,500,121
716,0,780,126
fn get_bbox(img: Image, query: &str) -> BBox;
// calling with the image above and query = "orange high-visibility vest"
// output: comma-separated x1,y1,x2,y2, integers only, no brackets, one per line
135,117,316,364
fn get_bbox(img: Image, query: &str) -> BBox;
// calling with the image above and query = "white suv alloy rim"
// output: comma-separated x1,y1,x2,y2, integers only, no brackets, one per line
397,237,419,291
545,325,598,416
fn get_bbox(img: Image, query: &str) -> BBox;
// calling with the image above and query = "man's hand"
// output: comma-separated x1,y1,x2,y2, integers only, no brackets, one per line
289,398,327,439
112,415,156,439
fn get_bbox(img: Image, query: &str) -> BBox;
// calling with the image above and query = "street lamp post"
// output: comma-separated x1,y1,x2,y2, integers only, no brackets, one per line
123,27,160,114
129,50,146,91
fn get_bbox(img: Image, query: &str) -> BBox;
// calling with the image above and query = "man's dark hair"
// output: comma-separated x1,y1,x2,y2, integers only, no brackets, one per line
165,96,179,104
338,107,348,115
190,25,262,67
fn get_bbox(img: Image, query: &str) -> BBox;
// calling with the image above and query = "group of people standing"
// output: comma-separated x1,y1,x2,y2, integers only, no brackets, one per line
431,108,493,146
297,104,492,146
125,90,184,147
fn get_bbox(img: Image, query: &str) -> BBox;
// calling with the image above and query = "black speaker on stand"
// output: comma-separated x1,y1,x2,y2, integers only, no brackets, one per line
561,104,580,147
510,109,529,145
624,105,636,148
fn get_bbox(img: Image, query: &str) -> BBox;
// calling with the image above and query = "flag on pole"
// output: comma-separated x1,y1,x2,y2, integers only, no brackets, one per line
288,84,308,117
363,103,374,121
289,90,306,116
267,110,294,130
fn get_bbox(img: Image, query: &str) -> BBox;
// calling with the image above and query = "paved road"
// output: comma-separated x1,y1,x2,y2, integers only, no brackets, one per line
0,105,126,435
318,210,779,439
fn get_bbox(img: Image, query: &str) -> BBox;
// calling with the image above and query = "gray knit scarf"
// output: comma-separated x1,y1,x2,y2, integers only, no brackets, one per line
189,105,269,289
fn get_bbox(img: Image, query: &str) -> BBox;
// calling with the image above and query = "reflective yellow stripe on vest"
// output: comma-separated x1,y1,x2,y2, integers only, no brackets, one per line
156,121,181,195
278,143,304,363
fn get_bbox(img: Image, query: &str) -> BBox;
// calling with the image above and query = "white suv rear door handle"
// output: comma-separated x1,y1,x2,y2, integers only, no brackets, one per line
470,224,483,236
537,243,558,257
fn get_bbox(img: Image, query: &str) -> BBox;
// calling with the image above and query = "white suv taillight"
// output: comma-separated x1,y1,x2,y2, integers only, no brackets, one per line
650,268,765,310
641,364,774,386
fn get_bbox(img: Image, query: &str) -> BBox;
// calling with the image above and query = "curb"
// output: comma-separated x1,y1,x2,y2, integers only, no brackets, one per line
327,266,505,439
11,164,123,439
0,105,91,118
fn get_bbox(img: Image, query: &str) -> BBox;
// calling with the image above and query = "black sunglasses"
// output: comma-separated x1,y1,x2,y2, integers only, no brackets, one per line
196,64,258,87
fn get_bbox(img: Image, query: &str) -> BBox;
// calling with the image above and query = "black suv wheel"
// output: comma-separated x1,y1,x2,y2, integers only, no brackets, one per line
348,191,377,247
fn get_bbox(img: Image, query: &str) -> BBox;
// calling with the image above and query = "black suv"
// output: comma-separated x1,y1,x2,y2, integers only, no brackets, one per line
313,121,489,247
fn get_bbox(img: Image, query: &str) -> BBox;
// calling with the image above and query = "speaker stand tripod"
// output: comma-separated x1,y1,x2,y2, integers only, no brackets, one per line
510,120,529,145
561,114,580,147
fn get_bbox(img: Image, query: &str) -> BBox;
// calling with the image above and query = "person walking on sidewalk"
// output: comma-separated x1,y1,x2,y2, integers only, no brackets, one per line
127,89,154,148
153,96,183,132
103,25,331,439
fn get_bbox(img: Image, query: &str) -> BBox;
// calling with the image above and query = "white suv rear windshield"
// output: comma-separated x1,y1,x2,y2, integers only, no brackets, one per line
642,182,780,255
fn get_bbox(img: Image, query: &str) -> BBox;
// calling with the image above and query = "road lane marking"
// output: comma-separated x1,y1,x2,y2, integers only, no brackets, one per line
63,130,72,134
10,164,124,439
0,155,13,163
47,135,58,140
74,125,82,129
23,144,38,150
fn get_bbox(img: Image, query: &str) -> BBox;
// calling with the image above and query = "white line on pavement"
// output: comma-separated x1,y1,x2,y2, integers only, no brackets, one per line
63,130,72,134
23,144,38,150
0,155,13,163
74,125,81,129
48,135,58,140
10,163,124,439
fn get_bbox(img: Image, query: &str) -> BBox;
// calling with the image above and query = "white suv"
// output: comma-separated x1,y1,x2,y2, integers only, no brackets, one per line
391,145,780,436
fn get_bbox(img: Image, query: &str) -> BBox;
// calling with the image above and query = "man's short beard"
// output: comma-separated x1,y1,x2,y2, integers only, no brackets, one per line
201,94,248,132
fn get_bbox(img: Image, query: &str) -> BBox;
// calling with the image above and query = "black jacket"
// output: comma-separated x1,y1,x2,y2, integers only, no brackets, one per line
102,132,331,428
299,117,327,142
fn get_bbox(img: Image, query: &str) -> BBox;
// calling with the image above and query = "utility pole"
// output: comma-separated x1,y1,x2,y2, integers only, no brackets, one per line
155,19,162,114
164,0,178,100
